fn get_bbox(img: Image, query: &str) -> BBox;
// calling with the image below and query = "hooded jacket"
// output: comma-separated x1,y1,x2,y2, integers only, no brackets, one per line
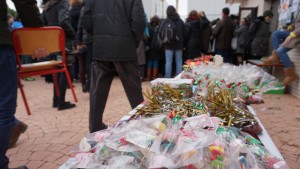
0,0,43,46
82,0,146,61
42,0,75,48
159,14,185,50
249,16,271,57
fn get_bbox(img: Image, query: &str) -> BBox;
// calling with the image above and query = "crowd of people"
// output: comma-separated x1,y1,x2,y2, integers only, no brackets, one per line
1,0,300,168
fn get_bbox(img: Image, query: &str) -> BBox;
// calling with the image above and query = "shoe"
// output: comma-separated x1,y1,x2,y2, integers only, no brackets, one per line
10,166,28,169
82,85,89,93
261,50,280,64
23,77,35,81
58,102,76,111
53,101,71,108
284,65,299,86
8,121,28,148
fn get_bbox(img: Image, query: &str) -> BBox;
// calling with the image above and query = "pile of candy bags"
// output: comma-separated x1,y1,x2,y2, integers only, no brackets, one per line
60,115,289,169
181,63,284,104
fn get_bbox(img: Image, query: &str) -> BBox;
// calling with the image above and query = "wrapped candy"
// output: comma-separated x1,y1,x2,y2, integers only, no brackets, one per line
61,115,286,169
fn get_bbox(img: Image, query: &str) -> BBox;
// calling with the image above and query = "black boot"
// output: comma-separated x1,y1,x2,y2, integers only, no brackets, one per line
58,102,76,111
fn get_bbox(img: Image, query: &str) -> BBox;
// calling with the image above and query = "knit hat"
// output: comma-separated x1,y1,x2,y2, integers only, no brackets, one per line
263,10,274,17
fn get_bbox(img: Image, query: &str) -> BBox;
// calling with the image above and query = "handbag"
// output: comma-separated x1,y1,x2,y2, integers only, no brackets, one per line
231,36,238,50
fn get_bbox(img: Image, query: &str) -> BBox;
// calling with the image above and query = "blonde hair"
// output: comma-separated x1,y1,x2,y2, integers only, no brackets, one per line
69,0,83,7
198,11,205,18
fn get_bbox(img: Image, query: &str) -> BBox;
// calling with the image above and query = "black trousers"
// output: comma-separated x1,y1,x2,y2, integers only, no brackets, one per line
53,66,71,106
89,61,144,133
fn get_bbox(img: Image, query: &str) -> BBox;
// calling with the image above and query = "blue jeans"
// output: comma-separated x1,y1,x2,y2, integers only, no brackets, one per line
0,45,18,169
165,49,182,78
276,47,293,68
272,31,290,50
216,50,230,63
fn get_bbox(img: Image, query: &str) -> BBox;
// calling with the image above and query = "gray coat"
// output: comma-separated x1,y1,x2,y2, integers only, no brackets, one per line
82,0,146,61
249,17,270,57
282,13,300,49
234,25,248,54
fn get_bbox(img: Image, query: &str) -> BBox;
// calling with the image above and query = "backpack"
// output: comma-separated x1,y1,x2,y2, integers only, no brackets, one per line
151,26,163,51
160,19,179,44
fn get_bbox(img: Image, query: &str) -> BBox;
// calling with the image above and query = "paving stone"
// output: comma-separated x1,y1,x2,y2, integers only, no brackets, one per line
8,160,28,168
9,152,32,161
32,144,50,151
26,160,45,169
39,161,59,169
29,151,52,161
6,147,19,156
44,152,64,162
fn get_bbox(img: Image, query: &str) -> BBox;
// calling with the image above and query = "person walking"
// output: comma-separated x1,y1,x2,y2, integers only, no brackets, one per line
0,0,45,168
159,5,185,78
82,0,146,133
42,0,76,110
212,7,235,63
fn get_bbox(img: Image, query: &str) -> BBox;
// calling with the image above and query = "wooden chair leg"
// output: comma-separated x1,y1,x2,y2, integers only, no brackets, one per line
18,78,31,115
53,73,60,97
64,68,78,102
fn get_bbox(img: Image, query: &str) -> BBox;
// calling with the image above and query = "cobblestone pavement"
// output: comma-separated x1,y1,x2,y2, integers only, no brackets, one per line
7,77,300,169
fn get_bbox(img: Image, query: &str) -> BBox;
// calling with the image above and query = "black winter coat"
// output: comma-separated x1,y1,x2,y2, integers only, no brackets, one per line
82,0,146,61
159,15,185,50
76,6,92,44
42,0,75,49
184,19,202,59
70,5,82,33
148,24,164,60
249,17,271,57
0,0,43,46
201,18,212,54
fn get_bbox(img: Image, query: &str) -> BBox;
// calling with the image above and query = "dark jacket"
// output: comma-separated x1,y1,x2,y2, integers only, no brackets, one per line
82,0,146,61
184,19,203,59
76,6,92,44
234,25,248,54
201,19,212,54
159,15,185,50
0,0,43,46
148,24,163,60
42,0,75,49
249,16,270,57
70,5,82,33
212,16,235,51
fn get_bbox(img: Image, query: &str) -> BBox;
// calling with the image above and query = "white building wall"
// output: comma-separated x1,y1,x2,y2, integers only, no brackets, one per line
188,0,240,20
241,0,272,16
143,0,239,20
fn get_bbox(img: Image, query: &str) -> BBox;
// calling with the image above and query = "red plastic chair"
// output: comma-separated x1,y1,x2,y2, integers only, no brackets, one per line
12,26,78,115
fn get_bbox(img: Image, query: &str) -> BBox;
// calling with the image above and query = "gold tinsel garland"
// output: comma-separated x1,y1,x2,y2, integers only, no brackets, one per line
134,83,261,133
